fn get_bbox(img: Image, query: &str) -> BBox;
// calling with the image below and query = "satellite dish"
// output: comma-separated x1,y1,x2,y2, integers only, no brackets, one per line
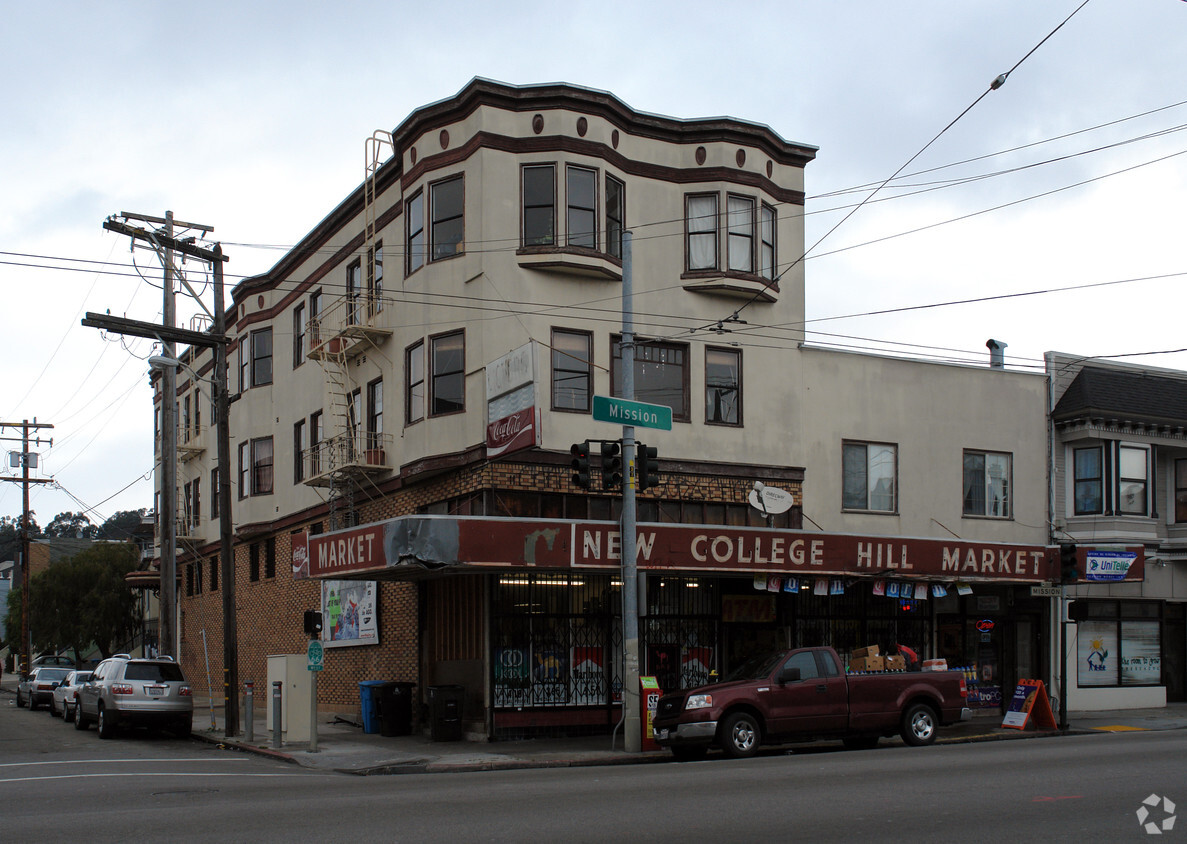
748,482,794,516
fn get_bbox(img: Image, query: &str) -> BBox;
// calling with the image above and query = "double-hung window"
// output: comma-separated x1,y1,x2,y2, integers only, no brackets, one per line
293,419,307,484
611,337,690,422
727,195,755,273
843,441,897,512
368,242,383,316
606,175,624,259
431,331,465,416
251,328,273,387
705,347,741,426
1073,446,1104,515
309,290,322,348
760,203,776,280
293,302,306,369
346,260,361,326
1118,445,1148,515
430,176,464,261
251,437,274,496
551,329,592,412
367,378,383,451
1176,459,1187,523
309,410,323,475
406,191,425,274
237,441,250,500
686,194,718,271
963,450,1011,518
406,341,425,424
566,166,596,249
522,165,555,247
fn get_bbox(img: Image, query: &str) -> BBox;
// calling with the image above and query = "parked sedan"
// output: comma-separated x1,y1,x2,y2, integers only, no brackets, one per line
17,667,72,711
50,670,93,719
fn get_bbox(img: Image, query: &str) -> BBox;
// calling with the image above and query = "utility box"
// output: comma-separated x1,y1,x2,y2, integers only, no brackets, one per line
266,654,312,743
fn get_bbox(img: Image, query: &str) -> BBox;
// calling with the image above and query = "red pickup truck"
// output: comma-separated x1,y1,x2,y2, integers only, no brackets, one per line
651,646,970,760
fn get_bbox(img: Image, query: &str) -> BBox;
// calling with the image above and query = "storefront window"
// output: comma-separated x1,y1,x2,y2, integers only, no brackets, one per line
1076,602,1162,687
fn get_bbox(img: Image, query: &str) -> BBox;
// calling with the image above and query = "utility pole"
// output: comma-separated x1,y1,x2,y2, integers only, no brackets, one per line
86,211,238,735
620,231,641,753
0,419,54,676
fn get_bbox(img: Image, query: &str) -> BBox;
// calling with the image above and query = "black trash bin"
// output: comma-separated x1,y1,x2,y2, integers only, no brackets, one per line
427,684,464,741
376,681,415,737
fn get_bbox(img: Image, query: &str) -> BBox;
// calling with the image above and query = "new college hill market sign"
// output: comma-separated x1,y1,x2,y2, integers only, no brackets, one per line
290,516,1139,584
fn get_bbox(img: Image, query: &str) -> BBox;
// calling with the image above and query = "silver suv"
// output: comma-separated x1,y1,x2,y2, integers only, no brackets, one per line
75,654,193,739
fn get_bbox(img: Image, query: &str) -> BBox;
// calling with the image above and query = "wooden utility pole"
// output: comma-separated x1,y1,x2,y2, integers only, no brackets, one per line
86,214,238,735
0,419,54,675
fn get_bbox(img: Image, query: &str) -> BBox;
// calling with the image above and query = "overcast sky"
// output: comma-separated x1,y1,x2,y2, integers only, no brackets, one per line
3,0,1185,529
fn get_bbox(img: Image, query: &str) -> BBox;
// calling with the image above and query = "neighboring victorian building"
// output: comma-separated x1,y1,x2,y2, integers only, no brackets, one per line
1047,351,1186,710
160,79,1056,738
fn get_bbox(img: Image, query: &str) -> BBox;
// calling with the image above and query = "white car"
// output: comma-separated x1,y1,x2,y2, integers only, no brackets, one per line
50,670,93,720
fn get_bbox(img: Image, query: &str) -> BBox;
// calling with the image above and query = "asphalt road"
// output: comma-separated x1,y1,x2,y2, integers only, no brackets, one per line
3,693,1183,842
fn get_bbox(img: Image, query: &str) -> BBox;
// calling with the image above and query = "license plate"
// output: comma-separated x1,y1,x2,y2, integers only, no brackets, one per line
146,686,165,696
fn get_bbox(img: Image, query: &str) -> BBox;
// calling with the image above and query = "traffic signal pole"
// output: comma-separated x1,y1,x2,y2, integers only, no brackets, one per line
620,231,641,753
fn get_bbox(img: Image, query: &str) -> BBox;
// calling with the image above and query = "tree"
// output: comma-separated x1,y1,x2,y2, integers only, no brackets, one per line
12,543,142,663
96,509,149,541
43,511,98,539
3,585,23,652
0,513,41,563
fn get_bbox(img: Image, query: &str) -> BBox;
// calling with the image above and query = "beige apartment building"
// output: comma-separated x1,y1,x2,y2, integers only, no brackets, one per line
161,79,1055,737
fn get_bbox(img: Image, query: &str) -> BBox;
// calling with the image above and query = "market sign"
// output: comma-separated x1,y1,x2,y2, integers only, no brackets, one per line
293,516,1137,585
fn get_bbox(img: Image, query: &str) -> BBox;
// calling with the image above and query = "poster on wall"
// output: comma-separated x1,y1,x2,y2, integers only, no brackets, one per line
571,646,605,706
1077,620,1118,686
321,580,378,648
495,646,531,708
1120,621,1161,685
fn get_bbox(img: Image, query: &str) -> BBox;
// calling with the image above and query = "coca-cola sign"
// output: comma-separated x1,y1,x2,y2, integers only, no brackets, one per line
487,406,539,458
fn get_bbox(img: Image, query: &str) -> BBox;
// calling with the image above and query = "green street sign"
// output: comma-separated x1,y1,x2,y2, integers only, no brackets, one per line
307,640,324,672
592,395,672,431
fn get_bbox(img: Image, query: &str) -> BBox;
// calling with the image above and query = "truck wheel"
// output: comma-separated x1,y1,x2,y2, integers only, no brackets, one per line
670,746,708,762
900,702,938,746
720,712,761,758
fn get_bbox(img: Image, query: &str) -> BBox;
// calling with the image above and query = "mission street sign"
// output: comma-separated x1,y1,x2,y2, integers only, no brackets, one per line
592,395,672,431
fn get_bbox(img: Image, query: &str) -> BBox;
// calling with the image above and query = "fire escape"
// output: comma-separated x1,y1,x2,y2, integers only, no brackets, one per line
302,131,395,530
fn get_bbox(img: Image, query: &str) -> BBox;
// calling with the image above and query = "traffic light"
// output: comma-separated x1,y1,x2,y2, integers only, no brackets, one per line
601,441,622,489
637,443,660,490
303,609,323,636
1060,544,1078,584
570,441,591,489
1067,600,1090,623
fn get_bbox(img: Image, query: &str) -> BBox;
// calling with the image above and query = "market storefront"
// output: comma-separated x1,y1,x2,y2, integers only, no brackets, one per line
295,515,1064,737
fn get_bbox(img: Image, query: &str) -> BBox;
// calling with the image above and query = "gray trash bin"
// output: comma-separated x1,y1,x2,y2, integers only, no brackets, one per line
427,684,464,741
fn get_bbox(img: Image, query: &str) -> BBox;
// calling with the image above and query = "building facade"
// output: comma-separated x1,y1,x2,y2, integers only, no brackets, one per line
160,80,1059,737
1047,351,1187,710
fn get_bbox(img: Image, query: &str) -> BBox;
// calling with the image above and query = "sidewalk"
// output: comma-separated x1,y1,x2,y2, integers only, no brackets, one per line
5,674,1185,775
183,693,1187,776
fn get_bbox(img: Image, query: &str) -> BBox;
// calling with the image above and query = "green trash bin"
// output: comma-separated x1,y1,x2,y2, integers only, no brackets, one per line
427,684,464,741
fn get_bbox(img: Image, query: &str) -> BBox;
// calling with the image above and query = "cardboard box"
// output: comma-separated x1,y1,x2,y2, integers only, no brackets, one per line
885,655,906,671
851,645,880,658
849,655,885,672
922,659,949,672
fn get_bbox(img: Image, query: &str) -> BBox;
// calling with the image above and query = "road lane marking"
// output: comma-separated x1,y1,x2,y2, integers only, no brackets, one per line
0,758,251,768
0,772,311,784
